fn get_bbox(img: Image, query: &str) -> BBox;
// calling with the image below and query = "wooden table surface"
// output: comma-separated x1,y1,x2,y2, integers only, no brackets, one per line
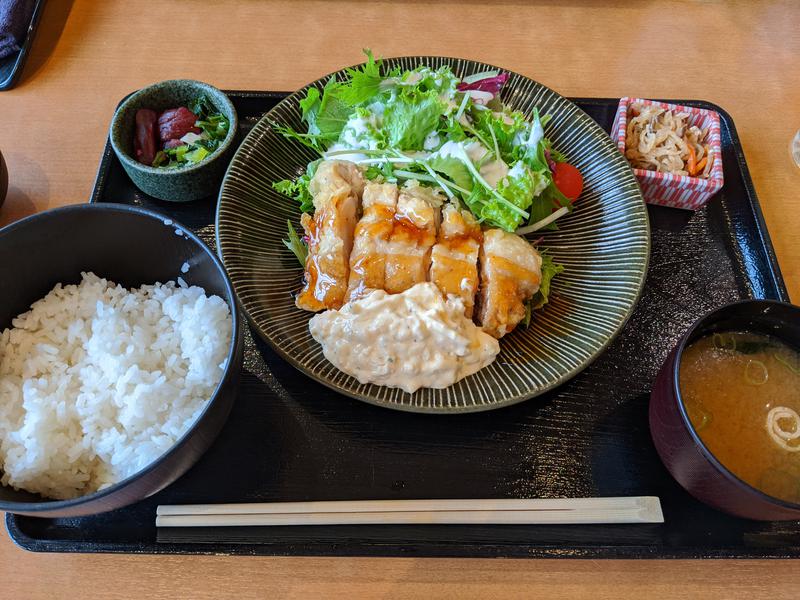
1,0,799,597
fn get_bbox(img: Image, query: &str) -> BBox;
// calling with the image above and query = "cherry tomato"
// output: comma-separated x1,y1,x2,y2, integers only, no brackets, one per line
552,162,583,202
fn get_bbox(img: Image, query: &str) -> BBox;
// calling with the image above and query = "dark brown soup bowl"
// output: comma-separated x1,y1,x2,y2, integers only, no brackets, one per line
650,299,800,520
0,204,243,517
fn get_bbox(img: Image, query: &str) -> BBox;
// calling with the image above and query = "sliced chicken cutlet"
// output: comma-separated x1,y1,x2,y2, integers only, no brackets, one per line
346,182,399,302
429,203,482,317
296,160,365,312
384,182,442,295
477,228,543,338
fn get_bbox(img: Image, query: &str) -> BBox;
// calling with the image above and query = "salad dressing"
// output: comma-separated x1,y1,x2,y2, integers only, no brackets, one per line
480,159,510,188
464,141,488,162
423,131,441,150
368,101,385,116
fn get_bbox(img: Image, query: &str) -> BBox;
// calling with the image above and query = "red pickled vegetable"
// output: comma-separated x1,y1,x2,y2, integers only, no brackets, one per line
456,73,509,96
158,107,201,142
134,108,158,166
163,138,185,149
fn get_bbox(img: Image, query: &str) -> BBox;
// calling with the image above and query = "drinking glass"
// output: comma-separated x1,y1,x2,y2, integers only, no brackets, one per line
792,129,800,168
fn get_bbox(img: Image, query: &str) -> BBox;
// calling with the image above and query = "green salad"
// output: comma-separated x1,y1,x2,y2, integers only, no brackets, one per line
274,51,584,315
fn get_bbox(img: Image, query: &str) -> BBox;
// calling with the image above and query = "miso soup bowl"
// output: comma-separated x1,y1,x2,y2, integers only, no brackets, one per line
650,299,800,521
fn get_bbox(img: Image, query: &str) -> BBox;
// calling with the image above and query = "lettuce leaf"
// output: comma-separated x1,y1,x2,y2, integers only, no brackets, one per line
378,64,459,150
279,79,346,151
530,253,564,311
477,162,546,232
480,173,531,231
438,113,469,143
512,108,549,171
272,160,319,213
522,252,564,326
502,108,573,231
299,87,321,134
295,49,396,147
273,178,313,212
463,186,489,222
383,91,445,150
336,49,386,106
315,76,353,140
295,75,358,145
339,107,386,150
427,153,473,192
473,109,528,162
526,178,572,231
398,66,458,101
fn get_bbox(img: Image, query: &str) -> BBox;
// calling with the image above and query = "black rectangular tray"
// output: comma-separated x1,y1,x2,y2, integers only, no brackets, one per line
7,92,797,558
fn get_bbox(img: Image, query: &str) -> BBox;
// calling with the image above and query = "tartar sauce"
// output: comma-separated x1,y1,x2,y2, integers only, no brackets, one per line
309,282,500,393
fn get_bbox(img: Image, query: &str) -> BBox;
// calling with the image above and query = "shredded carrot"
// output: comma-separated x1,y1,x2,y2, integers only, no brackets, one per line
695,156,708,174
687,144,698,176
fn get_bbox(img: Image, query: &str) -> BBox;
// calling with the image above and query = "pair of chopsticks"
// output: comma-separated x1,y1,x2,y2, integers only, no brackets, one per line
156,497,664,527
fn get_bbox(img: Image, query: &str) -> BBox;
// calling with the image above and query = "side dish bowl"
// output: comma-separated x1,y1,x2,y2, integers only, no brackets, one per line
611,97,724,211
0,203,243,517
650,299,800,520
109,79,238,203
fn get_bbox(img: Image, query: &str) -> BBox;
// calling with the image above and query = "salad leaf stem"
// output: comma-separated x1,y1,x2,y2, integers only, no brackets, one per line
324,148,387,157
393,169,438,184
452,144,528,218
420,163,454,198
454,92,471,121
460,122,494,158
461,69,500,85
353,157,415,165
275,125,327,155
487,120,501,164
393,169,470,195
516,206,569,235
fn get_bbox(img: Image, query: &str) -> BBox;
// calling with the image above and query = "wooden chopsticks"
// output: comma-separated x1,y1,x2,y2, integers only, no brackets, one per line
156,497,664,527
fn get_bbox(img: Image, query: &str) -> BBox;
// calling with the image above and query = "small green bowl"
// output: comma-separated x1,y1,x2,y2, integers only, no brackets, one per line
109,79,238,203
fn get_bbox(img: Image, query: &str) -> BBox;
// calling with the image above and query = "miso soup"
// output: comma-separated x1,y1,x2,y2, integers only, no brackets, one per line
680,332,800,504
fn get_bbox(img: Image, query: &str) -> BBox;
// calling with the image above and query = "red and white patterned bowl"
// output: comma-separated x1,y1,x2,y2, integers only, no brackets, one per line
611,97,724,210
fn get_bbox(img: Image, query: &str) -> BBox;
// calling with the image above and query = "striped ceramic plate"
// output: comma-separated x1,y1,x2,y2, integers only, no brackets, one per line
216,56,649,413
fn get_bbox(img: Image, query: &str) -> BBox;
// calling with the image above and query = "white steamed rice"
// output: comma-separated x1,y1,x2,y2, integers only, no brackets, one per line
0,272,232,500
